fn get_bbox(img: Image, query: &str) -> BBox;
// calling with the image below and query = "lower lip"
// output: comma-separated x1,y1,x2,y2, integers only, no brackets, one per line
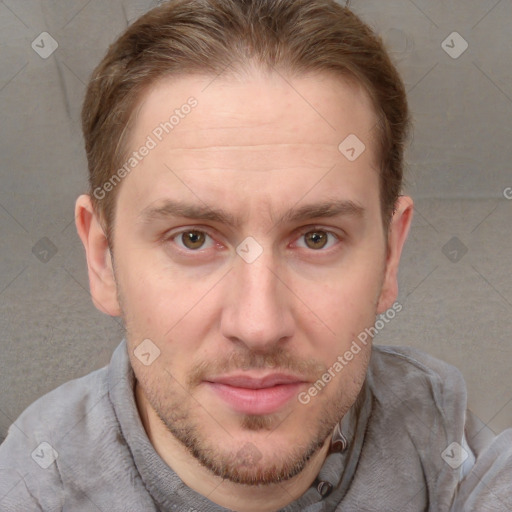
206,382,304,415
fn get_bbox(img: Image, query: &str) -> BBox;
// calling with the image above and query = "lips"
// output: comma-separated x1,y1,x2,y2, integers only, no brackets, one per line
204,373,307,415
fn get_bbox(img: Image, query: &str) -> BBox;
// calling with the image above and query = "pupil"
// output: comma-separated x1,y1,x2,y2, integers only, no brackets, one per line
307,231,327,249
184,231,204,249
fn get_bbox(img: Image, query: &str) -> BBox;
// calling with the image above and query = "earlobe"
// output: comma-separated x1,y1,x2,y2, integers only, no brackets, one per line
75,194,121,316
376,196,414,314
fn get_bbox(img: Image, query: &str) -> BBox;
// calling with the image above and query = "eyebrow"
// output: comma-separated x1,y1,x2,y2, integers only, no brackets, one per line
138,198,365,227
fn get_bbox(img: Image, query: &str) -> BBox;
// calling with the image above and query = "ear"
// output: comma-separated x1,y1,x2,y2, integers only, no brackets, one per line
376,195,414,314
75,194,121,316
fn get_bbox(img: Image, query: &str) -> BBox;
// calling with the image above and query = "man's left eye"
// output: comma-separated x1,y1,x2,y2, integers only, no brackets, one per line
296,230,339,250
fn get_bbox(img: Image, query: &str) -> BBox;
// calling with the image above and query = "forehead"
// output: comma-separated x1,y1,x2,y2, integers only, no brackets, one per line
117,70,381,222
130,70,377,156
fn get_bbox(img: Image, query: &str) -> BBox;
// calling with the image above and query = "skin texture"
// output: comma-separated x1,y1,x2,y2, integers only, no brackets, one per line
76,70,413,512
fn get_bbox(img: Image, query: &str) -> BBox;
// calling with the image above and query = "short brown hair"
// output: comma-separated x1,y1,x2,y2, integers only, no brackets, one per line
82,0,409,243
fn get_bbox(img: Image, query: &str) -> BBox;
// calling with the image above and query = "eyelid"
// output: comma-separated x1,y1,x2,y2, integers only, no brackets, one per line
295,224,343,235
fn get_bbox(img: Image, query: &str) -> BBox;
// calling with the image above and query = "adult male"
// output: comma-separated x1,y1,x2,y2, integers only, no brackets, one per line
1,0,511,510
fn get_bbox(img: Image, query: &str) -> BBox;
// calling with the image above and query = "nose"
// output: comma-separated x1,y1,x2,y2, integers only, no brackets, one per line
219,248,295,352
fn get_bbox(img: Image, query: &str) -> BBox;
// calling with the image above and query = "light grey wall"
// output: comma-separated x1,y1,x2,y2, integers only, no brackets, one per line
0,0,511,443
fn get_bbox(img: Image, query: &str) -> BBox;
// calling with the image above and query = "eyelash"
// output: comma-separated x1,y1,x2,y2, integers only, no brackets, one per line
164,226,342,255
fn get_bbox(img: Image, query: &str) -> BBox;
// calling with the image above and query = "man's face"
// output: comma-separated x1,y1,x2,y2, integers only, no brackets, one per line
109,71,391,484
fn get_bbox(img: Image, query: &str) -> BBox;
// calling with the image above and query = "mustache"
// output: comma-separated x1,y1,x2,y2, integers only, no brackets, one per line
186,346,328,387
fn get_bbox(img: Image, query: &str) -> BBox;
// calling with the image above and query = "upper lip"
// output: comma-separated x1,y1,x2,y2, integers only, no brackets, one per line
205,373,307,389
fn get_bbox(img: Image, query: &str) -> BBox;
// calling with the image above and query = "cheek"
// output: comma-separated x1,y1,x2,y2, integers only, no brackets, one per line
116,254,213,364
301,259,383,318
293,258,383,358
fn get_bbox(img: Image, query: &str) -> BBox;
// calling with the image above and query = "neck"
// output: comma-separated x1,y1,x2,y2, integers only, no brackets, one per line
135,382,331,512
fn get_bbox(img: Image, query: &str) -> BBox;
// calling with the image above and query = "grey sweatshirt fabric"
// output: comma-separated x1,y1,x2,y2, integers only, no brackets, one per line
0,340,511,512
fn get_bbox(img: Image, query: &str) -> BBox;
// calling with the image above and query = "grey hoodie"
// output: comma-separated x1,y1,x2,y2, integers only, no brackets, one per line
0,341,511,511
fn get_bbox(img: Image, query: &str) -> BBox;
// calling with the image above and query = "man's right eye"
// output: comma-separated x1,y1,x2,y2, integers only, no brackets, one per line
167,229,216,252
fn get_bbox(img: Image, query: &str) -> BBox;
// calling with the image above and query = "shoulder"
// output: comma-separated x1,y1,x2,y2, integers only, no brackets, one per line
369,344,467,411
347,345,471,509
367,344,469,457
0,358,118,510
451,428,512,511
0,340,157,511
371,343,466,381
4,362,112,451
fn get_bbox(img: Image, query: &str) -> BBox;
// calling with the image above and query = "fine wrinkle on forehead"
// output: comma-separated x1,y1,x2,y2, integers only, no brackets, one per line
158,142,341,152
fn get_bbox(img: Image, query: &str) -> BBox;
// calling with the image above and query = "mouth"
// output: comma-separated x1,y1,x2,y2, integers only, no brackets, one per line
204,373,307,415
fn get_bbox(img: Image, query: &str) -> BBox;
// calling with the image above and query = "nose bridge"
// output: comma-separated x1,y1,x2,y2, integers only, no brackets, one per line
220,245,294,349
237,251,277,305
